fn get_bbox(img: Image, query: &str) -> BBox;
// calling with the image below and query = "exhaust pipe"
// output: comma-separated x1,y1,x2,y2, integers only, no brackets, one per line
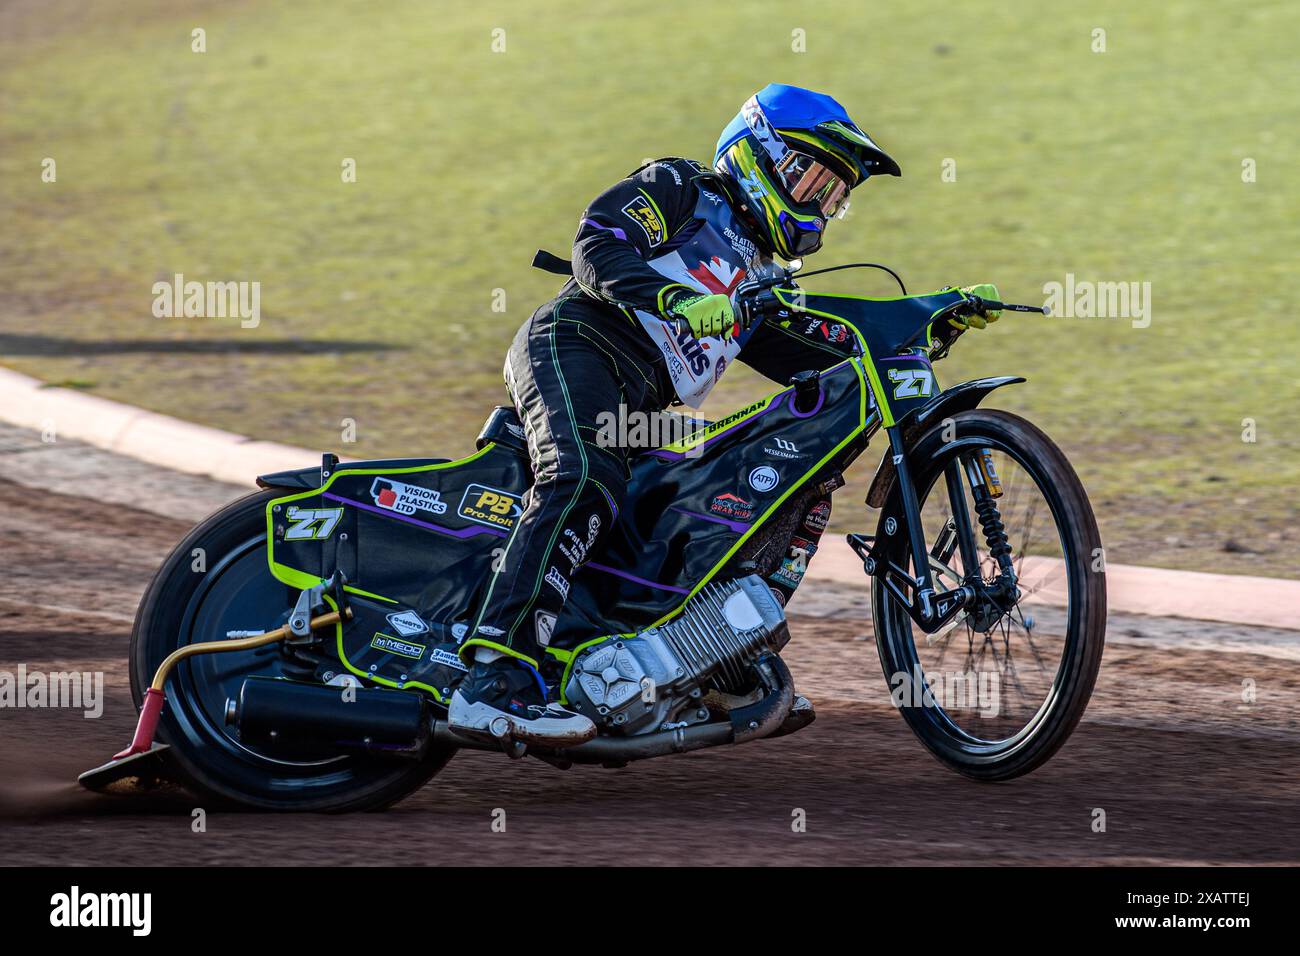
230,677,429,759
231,653,795,766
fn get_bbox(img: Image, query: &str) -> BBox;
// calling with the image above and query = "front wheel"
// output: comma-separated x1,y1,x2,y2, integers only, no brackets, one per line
871,409,1106,781
129,489,455,811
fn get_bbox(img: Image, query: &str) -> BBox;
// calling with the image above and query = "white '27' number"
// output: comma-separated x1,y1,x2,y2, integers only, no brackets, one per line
887,368,935,399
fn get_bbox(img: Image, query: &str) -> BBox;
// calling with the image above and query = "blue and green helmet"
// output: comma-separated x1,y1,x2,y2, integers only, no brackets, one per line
714,84,900,260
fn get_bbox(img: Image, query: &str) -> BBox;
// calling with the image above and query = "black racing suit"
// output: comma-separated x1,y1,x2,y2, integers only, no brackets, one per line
461,158,855,670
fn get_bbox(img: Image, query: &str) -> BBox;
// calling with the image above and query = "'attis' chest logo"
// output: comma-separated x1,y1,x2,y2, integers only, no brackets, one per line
621,195,665,247
688,256,745,297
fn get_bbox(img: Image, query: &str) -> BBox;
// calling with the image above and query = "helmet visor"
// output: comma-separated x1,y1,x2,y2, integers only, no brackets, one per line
774,151,851,216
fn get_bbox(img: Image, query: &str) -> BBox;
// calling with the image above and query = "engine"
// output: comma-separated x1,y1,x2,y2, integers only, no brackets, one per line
563,575,789,735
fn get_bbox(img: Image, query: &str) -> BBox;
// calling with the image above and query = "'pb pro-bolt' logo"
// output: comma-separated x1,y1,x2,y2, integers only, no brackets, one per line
458,483,522,530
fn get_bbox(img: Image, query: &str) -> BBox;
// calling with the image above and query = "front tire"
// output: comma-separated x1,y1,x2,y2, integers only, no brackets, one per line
129,489,455,811
871,410,1106,781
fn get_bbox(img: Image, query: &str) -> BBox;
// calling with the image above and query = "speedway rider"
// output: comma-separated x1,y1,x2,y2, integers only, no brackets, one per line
450,84,1002,745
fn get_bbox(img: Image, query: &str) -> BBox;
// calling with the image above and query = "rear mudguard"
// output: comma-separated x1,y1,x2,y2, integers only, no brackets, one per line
257,458,450,491
865,376,1024,508
254,406,526,492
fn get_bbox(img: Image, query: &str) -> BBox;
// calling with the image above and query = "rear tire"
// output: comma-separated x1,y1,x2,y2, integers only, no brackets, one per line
871,410,1105,781
129,489,455,811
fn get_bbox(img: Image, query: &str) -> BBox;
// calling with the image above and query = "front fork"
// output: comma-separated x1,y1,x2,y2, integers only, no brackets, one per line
851,426,1018,633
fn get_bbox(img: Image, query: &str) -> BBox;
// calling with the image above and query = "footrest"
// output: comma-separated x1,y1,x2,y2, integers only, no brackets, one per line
78,743,173,793
845,532,876,569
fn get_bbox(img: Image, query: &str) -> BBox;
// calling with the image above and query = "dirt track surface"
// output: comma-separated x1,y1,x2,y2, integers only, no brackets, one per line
1,466,1298,866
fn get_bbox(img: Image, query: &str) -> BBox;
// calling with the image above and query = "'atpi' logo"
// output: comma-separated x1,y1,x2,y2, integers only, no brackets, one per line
458,484,522,530
370,477,447,516
748,465,780,493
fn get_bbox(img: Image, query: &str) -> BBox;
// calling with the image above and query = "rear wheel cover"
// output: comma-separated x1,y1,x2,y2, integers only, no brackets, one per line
129,490,453,811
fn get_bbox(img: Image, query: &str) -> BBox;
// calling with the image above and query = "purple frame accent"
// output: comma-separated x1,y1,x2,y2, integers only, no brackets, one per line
668,506,752,535
594,483,619,522
322,492,508,539
580,218,628,241
585,562,690,595
789,385,825,418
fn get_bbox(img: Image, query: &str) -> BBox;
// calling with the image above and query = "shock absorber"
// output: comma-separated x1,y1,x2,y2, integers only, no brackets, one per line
969,481,1019,612
973,495,1011,561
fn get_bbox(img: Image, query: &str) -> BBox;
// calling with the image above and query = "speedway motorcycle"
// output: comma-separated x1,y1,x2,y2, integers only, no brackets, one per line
82,260,1106,811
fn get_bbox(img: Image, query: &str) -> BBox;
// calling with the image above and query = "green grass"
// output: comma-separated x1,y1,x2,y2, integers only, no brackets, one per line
2,0,1297,576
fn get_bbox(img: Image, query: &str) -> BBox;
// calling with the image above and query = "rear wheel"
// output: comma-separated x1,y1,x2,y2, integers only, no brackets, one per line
129,489,454,811
871,410,1105,781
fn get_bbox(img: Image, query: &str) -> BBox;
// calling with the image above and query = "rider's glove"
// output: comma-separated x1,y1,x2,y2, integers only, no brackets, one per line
952,283,1002,330
666,290,736,340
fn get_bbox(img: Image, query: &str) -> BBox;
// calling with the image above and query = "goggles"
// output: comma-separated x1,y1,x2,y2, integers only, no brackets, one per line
773,150,851,217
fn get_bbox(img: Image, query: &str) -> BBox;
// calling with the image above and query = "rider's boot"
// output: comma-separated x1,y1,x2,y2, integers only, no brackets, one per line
449,658,596,747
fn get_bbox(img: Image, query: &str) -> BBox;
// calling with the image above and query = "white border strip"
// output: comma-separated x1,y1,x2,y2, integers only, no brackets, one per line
0,366,314,485
814,537,1299,631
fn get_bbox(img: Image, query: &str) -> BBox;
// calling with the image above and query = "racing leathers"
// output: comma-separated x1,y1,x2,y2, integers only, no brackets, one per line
459,158,857,670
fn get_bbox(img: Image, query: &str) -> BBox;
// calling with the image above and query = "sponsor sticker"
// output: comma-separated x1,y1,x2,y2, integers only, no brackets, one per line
763,436,802,460
621,195,665,247
748,465,780,493
804,500,831,534
535,611,557,647
790,535,817,557
385,610,429,637
371,632,426,660
429,647,468,673
458,483,522,530
709,493,755,521
544,566,571,600
370,477,447,516
770,540,814,589
819,322,850,343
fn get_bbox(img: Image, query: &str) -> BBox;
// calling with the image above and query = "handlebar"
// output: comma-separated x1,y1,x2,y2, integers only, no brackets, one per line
958,295,1050,317
668,262,1050,351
